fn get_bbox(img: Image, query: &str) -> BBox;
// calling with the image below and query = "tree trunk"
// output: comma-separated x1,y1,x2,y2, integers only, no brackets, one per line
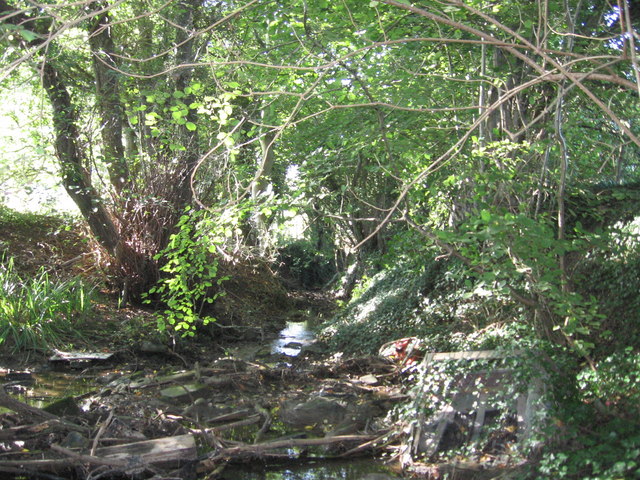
170,0,203,211
41,62,121,256
89,10,130,193
250,122,276,251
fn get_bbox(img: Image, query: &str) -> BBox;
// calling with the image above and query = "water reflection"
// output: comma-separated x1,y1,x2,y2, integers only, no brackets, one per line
0,370,93,409
271,321,315,356
222,458,401,479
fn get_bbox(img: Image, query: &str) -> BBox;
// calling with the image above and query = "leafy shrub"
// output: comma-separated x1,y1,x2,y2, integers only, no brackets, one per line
575,238,640,356
145,208,227,337
393,352,546,464
535,362,640,480
0,256,94,352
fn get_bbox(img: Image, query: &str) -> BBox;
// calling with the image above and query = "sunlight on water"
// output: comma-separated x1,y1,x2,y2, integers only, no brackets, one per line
271,321,315,356
222,458,402,480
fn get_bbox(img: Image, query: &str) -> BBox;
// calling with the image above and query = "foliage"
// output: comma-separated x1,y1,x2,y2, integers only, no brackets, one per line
1,0,640,475
577,350,640,415
575,226,640,356
534,350,640,480
0,256,93,352
276,239,336,289
536,418,640,480
144,208,227,337
321,256,523,355
393,352,545,463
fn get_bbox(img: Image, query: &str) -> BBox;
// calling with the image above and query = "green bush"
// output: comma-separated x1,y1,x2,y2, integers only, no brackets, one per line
145,207,227,337
0,256,94,352
575,242,640,356
535,361,640,479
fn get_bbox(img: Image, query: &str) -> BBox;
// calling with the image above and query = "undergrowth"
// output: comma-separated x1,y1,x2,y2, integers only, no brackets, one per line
0,256,94,352
320,256,522,355
323,245,640,479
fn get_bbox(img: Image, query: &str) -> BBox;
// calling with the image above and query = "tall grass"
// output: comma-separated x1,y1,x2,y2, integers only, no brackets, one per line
0,256,94,353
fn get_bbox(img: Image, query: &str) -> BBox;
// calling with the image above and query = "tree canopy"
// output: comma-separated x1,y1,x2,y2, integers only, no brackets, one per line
1,0,639,346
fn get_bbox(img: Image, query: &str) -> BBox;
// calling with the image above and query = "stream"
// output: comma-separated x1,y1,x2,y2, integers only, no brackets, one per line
223,458,401,480
271,319,316,356
0,319,405,480
0,369,94,410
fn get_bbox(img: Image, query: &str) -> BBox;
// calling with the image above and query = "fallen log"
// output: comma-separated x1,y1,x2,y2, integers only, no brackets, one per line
94,433,197,468
0,385,59,421
51,444,128,468
136,368,228,389
198,433,378,473
0,418,87,441
0,457,78,472
0,434,197,476
206,409,253,424
338,429,398,457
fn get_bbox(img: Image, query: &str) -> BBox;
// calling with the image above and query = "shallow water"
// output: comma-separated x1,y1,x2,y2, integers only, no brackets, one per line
221,458,402,480
0,369,94,409
271,320,315,356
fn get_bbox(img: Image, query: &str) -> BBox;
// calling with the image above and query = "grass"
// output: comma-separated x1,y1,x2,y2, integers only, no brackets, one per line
0,256,94,353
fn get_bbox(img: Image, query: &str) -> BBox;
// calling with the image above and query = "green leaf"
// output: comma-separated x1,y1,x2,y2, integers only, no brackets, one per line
185,122,197,131
19,28,38,42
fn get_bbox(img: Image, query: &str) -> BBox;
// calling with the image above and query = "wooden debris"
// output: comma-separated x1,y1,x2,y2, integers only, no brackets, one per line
0,386,88,435
0,386,59,421
49,350,114,363
95,434,197,468
198,434,378,473
405,349,545,465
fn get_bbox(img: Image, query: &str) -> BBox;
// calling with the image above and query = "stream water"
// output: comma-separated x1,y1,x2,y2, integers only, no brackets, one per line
271,319,316,356
1,321,406,479
223,458,402,479
0,369,94,410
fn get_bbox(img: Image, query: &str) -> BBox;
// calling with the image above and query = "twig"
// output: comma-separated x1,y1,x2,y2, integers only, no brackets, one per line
253,404,272,444
50,444,127,468
338,430,399,457
91,410,114,456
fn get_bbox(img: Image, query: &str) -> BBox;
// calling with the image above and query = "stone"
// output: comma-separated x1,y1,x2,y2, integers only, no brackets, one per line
358,374,379,385
159,383,208,401
280,396,347,428
43,396,81,417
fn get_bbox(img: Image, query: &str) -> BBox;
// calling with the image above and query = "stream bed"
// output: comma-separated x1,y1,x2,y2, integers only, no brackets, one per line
0,369,95,410
0,319,408,479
